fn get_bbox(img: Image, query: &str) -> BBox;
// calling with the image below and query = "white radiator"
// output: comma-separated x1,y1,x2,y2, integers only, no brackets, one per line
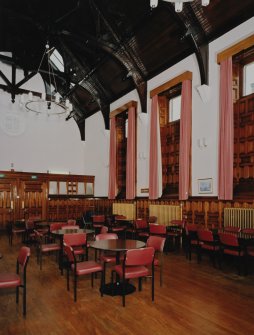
224,208,254,229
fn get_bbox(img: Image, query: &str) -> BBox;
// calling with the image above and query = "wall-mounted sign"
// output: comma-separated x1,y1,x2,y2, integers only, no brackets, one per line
141,188,149,193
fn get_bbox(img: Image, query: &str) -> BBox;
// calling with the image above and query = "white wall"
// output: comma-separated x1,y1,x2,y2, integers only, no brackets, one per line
1,17,253,196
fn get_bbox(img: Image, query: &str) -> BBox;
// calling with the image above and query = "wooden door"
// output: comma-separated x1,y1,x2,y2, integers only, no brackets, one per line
19,180,47,220
0,178,17,230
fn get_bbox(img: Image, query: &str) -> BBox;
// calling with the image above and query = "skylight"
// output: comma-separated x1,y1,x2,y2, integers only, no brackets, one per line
49,48,64,72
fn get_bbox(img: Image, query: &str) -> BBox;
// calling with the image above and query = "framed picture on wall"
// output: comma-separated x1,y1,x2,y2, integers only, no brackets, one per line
198,178,213,194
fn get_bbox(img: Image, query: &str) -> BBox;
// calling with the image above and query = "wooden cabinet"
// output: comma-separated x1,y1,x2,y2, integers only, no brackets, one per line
233,93,254,197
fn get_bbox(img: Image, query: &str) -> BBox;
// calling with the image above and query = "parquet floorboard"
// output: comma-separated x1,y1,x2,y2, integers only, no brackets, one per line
0,233,254,335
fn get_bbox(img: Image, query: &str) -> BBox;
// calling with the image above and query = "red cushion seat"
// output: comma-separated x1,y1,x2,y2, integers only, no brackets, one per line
0,273,21,288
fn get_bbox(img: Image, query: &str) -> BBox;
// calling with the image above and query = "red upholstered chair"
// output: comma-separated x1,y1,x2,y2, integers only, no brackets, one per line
100,226,109,234
64,244,104,302
197,230,220,267
149,224,167,236
50,222,63,232
8,221,26,246
146,236,166,286
224,226,241,234
184,224,199,260
92,215,105,234
25,219,36,244
95,233,119,279
67,219,76,225
239,228,254,275
34,230,61,270
113,247,155,307
110,215,127,238
0,246,30,316
218,232,245,275
63,233,88,261
134,219,150,240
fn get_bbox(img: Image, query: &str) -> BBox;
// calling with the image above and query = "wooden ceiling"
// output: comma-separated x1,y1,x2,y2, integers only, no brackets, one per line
0,0,253,139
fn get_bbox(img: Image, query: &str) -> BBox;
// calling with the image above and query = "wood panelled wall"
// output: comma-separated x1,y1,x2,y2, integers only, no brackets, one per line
0,171,94,230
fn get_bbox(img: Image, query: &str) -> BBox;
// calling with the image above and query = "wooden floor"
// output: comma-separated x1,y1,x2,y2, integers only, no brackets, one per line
0,233,254,335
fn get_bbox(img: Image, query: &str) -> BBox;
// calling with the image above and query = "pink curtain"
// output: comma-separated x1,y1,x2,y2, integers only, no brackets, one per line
108,117,117,199
218,57,233,200
149,95,159,199
126,106,136,199
179,80,192,200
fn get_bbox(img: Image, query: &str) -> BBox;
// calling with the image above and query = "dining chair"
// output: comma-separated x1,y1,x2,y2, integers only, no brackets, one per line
109,215,127,239
8,221,26,246
64,243,104,302
100,226,109,234
34,230,61,270
134,219,150,240
63,233,88,261
240,228,254,275
224,226,241,234
218,232,245,275
146,236,166,286
184,224,200,260
113,247,155,307
67,219,76,225
0,246,31,316
92,215,105,234
95,233,119,280
197,230,220,267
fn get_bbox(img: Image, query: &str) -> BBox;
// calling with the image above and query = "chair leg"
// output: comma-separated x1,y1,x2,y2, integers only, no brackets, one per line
152,266,155,302
138,277,142,291
23,285,26,316
16,286,19,303
67,268,70,291
100,271,104,297
74,274,77,302
122,278,126,307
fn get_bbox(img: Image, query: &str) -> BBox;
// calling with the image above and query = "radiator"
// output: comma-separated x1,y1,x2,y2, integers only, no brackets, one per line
149,204,182,226
112,203,136,220
224,208,254,229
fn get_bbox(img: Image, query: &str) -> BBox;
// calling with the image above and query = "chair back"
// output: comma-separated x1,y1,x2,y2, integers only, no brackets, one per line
148,216,157,224
197,230,214,242
171,219,185,228
241,228,254,235
185,224,198,233
135,219,148,230
100,226,109,234
50,222,63,232
25,219,35,230
149,224,166,235
125,247,154,266
67,219,76,225
64,243,75,263
224,226,241,233
96,233,118,241
146,236,166,252
64,233,86,247
17,246,31,269
115,215,126,220
92,215,105,223
218,232,239,247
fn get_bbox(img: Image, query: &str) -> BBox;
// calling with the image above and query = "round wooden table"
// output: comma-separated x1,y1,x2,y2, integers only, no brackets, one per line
90,239,146,296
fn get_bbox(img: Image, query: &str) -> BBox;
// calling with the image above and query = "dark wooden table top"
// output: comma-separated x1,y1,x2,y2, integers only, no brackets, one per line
89,239,145,252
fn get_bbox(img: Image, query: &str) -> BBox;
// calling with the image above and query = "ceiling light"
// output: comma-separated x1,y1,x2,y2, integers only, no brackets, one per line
23,43,72,117
150,0,210,12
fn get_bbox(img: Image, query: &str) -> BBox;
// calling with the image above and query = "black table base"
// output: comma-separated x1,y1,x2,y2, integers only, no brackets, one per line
100,282,136,296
